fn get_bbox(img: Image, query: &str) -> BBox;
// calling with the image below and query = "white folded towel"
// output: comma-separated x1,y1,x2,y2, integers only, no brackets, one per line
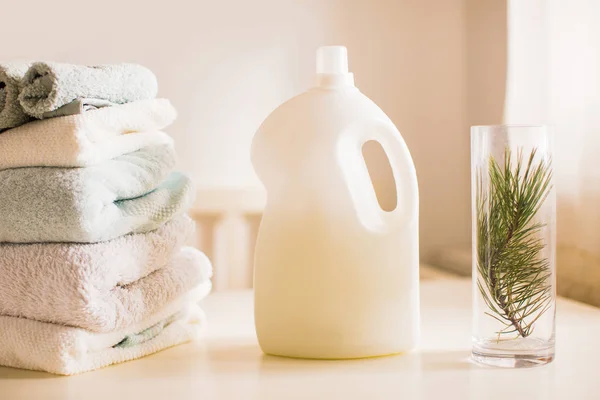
0,221,211,332
0,98,176,170
0,287,208,375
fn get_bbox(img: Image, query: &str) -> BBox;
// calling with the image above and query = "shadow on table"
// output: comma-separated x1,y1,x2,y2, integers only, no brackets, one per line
0,345,475,379
417,350,474,371
256,349,475,374
0,366,57,380
204,342,475,374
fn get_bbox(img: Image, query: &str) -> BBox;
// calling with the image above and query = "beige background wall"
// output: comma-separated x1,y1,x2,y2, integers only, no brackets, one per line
466,0,507,126
1,0,506,262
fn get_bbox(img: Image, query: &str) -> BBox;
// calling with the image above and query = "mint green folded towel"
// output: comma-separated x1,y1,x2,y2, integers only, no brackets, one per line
114,313,178,349
19,62,157,119
0,144,194,243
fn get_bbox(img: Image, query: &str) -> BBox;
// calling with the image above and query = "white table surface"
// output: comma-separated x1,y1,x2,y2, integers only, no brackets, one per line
1,279,599,400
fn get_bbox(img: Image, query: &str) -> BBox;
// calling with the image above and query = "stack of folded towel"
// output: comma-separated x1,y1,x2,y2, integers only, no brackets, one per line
0,62,211,375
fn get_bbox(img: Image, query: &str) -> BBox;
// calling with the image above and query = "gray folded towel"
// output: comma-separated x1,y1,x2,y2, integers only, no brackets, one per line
19,62,158,118
0,143,195,243
0,63,32,130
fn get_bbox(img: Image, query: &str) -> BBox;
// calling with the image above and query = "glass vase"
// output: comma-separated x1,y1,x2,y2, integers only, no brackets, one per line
471,125,556,368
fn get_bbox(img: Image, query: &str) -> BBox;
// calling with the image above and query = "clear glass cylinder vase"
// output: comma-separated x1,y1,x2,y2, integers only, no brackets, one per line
471,125,556,368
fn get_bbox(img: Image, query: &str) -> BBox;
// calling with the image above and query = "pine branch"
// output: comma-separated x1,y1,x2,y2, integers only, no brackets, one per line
476,148,553,339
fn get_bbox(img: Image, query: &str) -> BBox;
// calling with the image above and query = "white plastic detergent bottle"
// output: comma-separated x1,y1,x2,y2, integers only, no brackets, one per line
251,46,419,359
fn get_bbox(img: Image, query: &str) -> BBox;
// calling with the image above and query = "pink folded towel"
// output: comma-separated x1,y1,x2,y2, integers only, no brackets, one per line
0,216,212,332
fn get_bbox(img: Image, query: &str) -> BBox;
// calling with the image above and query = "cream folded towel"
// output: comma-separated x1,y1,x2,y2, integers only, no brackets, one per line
0,224,211,331
0,99,176,170
0,287,208,375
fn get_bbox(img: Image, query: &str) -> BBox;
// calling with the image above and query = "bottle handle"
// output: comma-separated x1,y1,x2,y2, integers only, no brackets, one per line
337,119,418,232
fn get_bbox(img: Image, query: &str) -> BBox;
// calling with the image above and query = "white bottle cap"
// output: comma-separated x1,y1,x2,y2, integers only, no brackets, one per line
316,46,349,74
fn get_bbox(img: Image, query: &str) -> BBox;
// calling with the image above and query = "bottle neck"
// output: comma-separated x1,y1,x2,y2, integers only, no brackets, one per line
314,73,355,89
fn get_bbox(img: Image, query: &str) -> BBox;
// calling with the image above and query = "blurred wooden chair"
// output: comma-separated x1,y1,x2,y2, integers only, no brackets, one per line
190,188,266,291
190,188,457,291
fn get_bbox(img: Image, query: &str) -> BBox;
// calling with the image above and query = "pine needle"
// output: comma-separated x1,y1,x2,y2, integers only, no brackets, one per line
476,148,553,339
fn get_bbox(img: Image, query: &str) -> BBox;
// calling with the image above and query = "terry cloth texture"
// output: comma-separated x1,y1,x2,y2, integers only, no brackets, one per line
0,99,177,170
0,238,213,332
0,144,195,243
0,290,209,375
19,62,157,118
0,62,32,130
